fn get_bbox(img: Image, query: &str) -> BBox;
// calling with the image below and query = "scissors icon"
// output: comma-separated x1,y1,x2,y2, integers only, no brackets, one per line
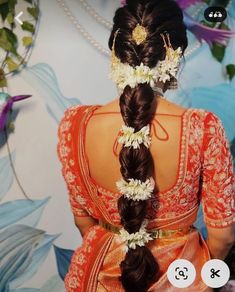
210,268,220,278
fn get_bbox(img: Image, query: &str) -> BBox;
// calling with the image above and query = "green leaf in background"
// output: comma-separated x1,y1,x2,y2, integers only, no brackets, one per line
226,64,235,81
210,0,230,7
211,42,226,62
21,21,35,33
200,20,215,28
6,12,14,24
219,22,229,31
8,0,17,13
0,27,17,55
0,3,9,21
0,68,7,88
210,23,229,62
0,0,8,5
27,6,39,19
0,0,39,88
6,56,19,71
22,36,33,47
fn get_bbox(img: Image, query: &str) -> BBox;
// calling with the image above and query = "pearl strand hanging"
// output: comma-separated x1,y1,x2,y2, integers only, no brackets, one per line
184,41,201,57
183,3,206,57
56,0,110,57
78,0,112,29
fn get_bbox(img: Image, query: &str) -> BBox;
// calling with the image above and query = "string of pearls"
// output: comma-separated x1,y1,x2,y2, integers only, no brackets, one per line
184,41,201,57
183,2,207,58
56,0,110,57
78,0,112,29
191,2,207,18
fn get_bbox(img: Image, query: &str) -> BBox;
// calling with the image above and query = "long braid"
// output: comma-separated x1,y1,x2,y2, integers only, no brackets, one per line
118,84,159,292
108,0,188,291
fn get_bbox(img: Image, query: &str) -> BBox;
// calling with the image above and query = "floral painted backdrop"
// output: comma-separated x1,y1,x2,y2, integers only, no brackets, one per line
0,0,234,290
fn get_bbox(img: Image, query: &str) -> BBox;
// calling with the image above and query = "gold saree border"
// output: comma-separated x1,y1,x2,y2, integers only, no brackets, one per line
84,232,114,291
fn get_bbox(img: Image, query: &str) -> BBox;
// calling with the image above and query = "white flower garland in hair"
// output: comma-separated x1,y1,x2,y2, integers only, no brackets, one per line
118,124,151,149
157,47,182,83
109,47,182,90
116,177,155,201
119,220,153,251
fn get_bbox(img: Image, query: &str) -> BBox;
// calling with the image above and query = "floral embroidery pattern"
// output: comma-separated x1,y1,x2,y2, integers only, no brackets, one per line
201,112,235,227
64,225,101,291
57,105,97,218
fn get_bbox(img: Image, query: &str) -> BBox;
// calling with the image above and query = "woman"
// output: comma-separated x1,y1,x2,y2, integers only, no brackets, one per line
57,0,235,291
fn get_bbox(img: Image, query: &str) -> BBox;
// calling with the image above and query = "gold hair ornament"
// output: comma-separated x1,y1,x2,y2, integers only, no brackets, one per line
132,23,147,45
160,33,182,66
111,28,121,67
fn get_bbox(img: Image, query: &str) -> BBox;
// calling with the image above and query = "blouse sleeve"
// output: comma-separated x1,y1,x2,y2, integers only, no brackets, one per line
200,111,235,228
57,105,90,218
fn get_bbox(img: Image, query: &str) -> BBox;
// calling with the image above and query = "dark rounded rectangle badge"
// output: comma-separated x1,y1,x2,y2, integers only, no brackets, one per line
204,6,227,22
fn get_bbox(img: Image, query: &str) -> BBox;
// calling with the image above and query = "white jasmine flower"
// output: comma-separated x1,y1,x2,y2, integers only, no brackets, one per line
109,47,182,90
116,177,155,201
119,221,153,250
117,124,151,149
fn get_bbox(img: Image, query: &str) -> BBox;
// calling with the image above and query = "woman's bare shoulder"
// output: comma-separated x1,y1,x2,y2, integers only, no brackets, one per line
92,98,210,122
156,99,187,115
93,97,188,116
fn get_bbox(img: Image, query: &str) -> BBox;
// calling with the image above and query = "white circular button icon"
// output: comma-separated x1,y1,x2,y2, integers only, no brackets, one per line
167,259,196,288
201,259,230,288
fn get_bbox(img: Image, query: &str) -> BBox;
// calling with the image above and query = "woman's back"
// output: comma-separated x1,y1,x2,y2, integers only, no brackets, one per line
86,98,188,194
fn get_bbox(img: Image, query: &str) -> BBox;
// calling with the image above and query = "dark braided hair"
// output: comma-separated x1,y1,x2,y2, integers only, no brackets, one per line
108,1,188,291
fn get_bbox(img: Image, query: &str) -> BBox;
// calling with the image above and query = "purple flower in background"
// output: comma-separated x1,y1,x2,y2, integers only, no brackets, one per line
0,93,31,131
175,0,202,9
183,12,235,46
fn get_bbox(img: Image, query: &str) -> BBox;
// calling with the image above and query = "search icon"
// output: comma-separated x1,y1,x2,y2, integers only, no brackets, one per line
179,270,185,278
167,259,196,288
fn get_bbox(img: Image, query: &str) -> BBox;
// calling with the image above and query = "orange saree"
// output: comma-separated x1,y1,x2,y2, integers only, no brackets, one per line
57,104,235,291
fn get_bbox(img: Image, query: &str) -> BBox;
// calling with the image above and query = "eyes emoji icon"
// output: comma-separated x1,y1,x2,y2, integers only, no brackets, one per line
204,7,227,22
